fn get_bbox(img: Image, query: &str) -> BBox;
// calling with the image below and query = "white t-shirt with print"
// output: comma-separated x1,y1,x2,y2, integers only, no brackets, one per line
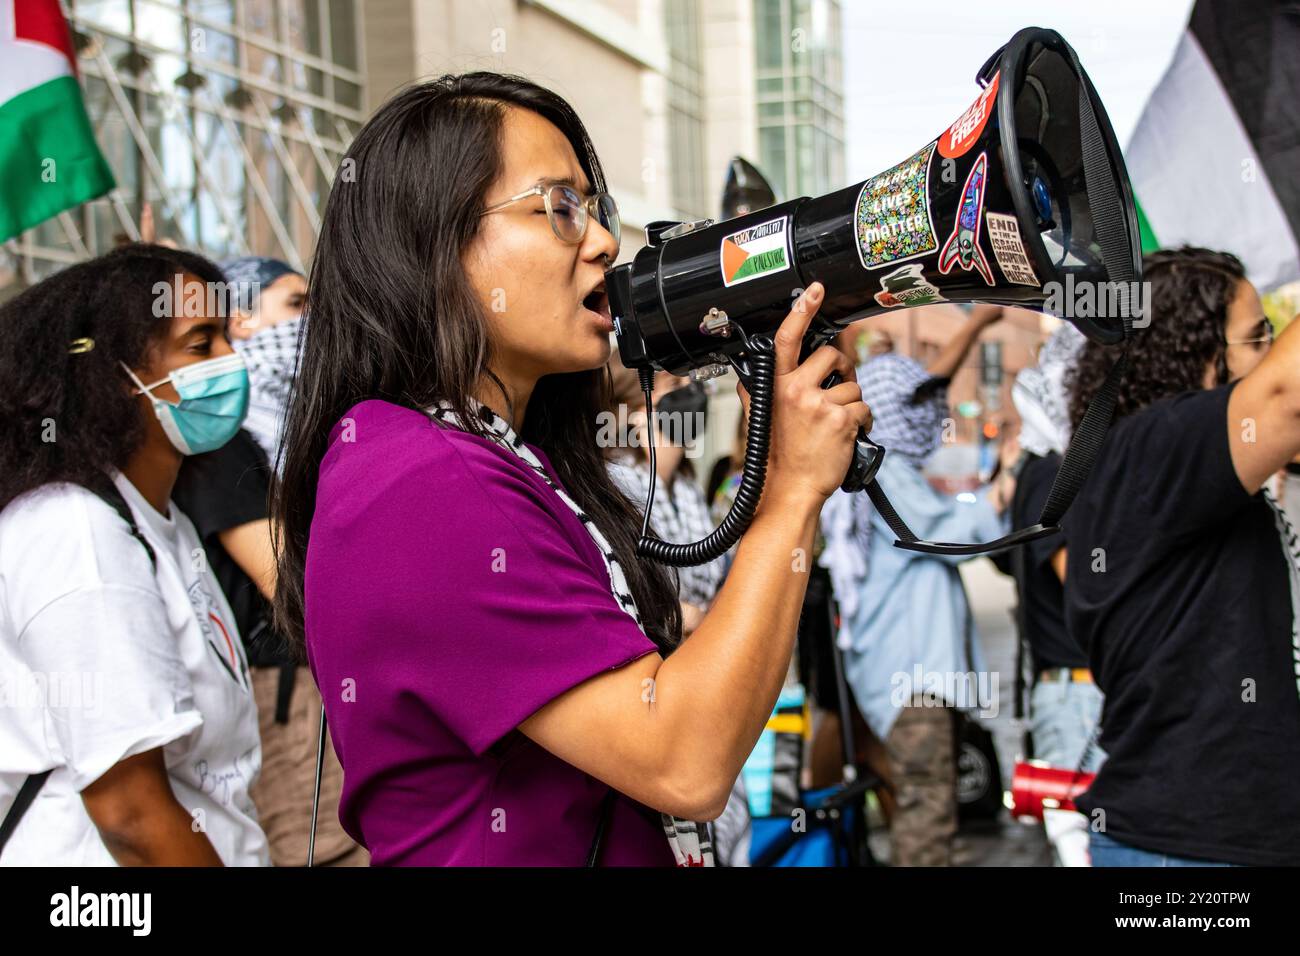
0,472,269,865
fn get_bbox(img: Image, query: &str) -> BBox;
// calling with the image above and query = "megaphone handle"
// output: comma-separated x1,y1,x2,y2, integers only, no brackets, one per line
734,346,886,494
820,368,886,492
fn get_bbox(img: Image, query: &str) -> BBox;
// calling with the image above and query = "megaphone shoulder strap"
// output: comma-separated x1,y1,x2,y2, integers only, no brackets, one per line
308,701,327,866
866,344,1127,556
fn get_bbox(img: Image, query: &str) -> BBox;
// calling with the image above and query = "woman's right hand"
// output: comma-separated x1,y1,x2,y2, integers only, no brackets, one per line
737,281,873,508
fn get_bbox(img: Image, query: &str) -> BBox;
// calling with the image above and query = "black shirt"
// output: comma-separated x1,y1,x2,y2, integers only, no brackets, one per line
172,429,293,667
1012,452,1086,672
1063,384,1300,866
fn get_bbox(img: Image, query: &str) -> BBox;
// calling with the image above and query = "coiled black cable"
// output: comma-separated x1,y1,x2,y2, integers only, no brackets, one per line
635,347,775,567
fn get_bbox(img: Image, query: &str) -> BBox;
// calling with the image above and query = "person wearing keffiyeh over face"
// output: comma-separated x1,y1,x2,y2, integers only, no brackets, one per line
818,305,1010,867
221,256,307,469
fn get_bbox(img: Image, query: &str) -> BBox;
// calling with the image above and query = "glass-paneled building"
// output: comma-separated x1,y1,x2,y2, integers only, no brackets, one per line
754,0,844,201
664,0,708,220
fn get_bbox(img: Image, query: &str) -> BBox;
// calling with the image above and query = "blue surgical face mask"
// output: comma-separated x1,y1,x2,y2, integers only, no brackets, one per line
121,354,250,455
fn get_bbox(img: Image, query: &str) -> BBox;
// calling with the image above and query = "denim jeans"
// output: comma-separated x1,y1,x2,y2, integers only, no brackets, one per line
1090,831,1240,867
1030,676,1105,773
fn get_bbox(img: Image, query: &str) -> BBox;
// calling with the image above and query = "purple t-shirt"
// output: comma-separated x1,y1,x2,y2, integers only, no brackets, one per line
304,400,674,866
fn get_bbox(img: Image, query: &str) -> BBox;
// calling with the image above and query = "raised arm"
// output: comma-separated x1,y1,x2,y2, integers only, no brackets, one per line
927,304,1002,381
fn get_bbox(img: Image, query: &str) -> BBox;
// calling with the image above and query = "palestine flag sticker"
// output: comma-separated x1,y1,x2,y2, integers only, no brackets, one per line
721,216,791,287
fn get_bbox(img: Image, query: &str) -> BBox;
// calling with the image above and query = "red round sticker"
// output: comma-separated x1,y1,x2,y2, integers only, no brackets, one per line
938,71,1000,159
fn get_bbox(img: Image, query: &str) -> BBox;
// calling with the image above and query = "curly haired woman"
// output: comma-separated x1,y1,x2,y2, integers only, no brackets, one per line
0,245,268,865
1063,247,1300,866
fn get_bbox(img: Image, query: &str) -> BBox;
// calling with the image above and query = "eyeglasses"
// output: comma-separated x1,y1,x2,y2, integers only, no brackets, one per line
480,179,620,255
1226,320,1274,349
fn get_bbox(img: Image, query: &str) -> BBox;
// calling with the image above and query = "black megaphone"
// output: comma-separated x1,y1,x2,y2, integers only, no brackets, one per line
608,27,1142,567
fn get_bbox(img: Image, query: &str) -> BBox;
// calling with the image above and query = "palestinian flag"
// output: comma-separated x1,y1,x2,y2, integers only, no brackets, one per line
0,0,115,243
1125,0,1300,290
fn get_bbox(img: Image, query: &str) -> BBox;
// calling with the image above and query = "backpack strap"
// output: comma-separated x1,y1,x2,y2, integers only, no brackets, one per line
0,769,53,858
84,478,157,572
309,703,327,866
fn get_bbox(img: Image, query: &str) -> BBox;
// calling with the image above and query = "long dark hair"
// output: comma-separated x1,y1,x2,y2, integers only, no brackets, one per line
0,244,228,512
1067,246,1246,430
272,73,683,655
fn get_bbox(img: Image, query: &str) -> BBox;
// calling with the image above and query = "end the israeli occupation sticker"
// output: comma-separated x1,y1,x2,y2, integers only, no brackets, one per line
721,216,791,287
854,141,938,270
985,211,1040,286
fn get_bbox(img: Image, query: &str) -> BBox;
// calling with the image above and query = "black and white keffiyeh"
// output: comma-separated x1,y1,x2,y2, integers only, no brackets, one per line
818,353,950,614
231,316,303,469
428,397,714,867
1011,323,1085,458
1262,487,1300,706
858,353,949,469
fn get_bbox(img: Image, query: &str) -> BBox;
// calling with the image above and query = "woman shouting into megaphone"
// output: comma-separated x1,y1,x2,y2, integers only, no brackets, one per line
272,73,871,867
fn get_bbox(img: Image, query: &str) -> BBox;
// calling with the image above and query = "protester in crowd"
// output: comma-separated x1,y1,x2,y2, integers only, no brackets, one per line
817,304,1010,866
171,256,366,867
1064,247,1300,867
706,398,877,820
602,355,750,864
0,245,268,866
1007,321,1100,866
221,256,307,469
271,73,871,866
708,385,875,859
